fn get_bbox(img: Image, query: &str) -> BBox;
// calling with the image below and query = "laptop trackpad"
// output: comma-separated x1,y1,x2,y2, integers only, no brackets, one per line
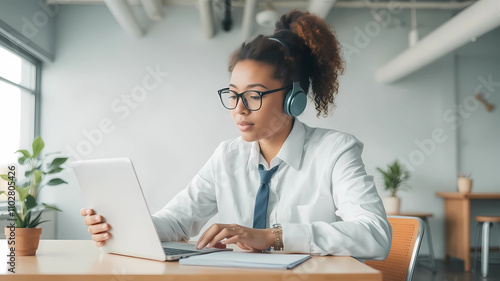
161,241,232,253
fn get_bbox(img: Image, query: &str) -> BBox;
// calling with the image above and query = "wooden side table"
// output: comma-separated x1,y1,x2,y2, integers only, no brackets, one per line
436,192,500,271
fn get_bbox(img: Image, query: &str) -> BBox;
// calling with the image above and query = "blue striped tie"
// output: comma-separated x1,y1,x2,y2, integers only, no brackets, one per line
253,164,280,229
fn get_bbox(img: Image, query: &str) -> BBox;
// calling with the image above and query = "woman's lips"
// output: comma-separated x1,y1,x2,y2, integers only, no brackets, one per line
237,121,254,131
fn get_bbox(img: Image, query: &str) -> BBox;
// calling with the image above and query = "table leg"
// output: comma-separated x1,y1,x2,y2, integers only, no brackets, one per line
424,218,436,272
463,199,471,271
481,222,490,277
443,198,471,271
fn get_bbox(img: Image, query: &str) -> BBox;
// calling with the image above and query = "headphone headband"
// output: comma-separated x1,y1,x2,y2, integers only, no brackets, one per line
268,36,292,63
268,37,286,48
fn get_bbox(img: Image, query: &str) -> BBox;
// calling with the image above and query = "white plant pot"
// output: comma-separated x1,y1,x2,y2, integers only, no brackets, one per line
383,196,401,215
457,177,473,193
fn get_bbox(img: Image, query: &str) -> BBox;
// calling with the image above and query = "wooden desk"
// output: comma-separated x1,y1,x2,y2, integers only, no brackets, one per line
0,240,382,281
436,192,500,271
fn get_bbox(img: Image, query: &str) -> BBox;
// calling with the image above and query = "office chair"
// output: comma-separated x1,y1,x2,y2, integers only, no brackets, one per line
365,216,425,281
396,212,435,272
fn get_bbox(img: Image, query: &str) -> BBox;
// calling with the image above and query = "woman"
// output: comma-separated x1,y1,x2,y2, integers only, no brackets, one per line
81,9,391,259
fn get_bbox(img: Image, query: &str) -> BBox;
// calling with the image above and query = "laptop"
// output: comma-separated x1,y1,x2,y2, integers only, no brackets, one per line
72,157,232,261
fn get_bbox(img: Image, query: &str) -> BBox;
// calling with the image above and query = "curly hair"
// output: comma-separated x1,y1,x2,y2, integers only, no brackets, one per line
228,9,344,117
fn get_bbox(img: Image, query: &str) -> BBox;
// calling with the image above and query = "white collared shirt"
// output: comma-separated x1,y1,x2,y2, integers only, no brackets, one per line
152,119,392,259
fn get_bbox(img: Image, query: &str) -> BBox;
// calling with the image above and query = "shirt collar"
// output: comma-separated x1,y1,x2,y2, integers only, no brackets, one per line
276,118,305,171
248,118,306,171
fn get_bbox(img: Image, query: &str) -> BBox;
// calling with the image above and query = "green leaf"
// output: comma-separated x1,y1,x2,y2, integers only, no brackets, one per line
0,174,14,183
46,178,67,186
30,211,41,223
13,210,25,228
24,210,32,226
47,167,63,174
15,185,30,201
376,160,411,197
25,195,37,210
29,220,48,228
42,203,62,212
33,170,43,186
26,211,43,228
49,157,68,168
16,149,31,159
32,136,45,159
25,167,41,177
18,156,28,165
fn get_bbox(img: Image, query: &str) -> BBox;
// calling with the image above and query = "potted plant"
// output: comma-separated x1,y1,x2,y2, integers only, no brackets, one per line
376,160,410,215
457,172,472,193
0,136,68,256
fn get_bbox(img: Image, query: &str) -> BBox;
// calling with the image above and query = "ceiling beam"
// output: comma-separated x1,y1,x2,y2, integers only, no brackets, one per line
197,0,215,38
140,0,163,21
241,0,257,40
104,0,143,37
375,0,500,84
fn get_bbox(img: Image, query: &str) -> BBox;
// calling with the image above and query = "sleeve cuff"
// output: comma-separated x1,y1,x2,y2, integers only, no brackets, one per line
281,223,311,254
150,215,168,241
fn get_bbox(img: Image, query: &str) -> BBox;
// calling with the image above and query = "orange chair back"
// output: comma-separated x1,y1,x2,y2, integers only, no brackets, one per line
365,216,424,281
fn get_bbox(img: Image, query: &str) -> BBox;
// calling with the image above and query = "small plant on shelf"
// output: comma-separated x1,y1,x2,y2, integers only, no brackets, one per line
376,160,410,214
457,171,472,193
377,160,410,197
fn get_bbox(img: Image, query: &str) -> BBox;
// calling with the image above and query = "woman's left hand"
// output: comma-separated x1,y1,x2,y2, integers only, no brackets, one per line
195,224,274,251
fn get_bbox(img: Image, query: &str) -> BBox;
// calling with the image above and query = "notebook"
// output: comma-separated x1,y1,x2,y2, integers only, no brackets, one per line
179,251,311,269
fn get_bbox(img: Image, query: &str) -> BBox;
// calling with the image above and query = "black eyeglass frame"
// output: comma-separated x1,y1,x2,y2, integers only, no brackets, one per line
217,86,291,111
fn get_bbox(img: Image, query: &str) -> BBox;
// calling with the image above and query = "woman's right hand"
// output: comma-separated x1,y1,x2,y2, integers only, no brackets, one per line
80,208,111,247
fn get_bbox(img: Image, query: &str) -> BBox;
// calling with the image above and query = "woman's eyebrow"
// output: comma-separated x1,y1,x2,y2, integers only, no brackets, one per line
229,83,269,90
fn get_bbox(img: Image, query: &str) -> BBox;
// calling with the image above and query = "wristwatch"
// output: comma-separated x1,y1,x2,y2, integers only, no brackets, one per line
271,223,283,251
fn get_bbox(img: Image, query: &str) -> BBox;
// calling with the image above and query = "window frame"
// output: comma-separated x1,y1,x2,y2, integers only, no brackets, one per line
0,33,42,137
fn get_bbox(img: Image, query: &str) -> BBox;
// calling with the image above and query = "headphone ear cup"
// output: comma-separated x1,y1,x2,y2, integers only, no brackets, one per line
283,89,294,116
283,83,307,117
289,90,307,117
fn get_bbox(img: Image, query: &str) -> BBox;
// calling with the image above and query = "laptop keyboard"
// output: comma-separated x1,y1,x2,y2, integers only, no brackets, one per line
163,247,199,256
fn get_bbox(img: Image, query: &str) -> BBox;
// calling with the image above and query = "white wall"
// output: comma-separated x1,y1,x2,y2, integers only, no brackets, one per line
36,4,500,259
455,31,500,247
456,34,500,189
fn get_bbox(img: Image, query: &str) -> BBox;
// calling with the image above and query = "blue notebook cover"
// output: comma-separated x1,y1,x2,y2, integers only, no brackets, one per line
179,251,311,269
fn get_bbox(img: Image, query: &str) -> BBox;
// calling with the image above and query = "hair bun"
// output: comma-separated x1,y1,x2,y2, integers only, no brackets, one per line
274,9,344,117
275,9,340,65
275,10,300,32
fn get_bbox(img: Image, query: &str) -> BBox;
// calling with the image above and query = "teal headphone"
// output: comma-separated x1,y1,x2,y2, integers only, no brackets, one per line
268,37,307,117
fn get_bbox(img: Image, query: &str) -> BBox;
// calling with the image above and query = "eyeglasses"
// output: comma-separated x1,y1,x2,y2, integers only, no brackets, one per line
217,86,291,111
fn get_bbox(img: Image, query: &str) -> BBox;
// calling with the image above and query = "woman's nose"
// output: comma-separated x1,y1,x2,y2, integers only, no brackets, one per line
234,97,249,115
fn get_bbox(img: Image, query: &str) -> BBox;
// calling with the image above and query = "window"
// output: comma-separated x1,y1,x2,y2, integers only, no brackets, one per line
0,35,41,201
